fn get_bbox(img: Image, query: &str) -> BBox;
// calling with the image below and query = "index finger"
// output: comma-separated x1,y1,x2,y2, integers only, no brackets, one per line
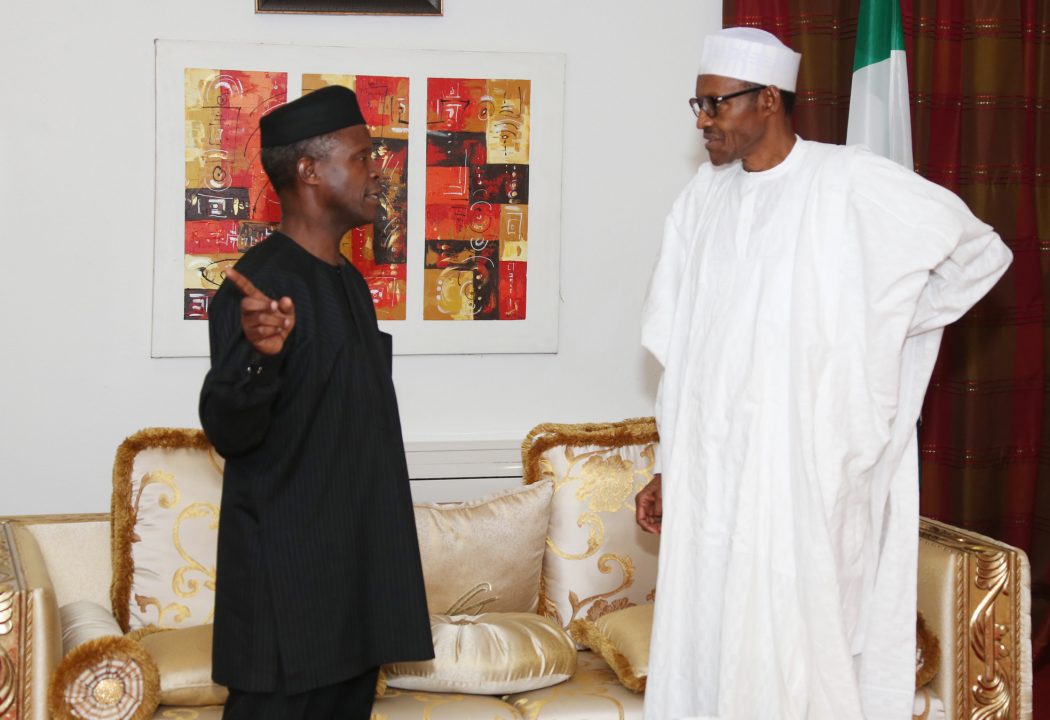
224,267,270,301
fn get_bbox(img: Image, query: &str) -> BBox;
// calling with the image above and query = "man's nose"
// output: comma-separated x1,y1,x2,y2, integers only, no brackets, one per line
696,111,713,130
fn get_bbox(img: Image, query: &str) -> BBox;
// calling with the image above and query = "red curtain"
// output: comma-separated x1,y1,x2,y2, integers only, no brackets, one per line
724,0,1049,672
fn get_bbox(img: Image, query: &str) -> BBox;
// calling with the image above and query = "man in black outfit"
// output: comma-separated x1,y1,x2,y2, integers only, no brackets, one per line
199,85,434,719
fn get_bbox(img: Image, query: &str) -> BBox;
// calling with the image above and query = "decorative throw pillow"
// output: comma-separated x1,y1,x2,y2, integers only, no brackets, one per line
385,612,577,694
49,635,160,720
414,480,553,614
522,419,660,639
570,602,652,692
136,624,228,706
111,428,223,632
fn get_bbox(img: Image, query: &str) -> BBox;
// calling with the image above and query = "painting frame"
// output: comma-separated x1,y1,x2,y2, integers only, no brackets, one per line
151,39,564,357
256,0,442,15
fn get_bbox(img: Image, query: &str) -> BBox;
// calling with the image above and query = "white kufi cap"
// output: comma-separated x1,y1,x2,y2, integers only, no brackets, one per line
699,27,801,92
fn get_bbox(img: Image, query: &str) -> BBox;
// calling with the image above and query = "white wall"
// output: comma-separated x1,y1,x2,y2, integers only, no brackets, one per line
0,0,719,515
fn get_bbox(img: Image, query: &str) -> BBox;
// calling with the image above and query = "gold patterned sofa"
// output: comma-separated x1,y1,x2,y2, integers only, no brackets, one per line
0,420,1034,719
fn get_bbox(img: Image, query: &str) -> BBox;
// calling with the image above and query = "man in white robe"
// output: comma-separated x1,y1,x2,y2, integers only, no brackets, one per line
635,27,1012,720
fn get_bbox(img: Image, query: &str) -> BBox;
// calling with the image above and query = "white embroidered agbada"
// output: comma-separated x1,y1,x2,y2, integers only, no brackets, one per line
641,138,1011,720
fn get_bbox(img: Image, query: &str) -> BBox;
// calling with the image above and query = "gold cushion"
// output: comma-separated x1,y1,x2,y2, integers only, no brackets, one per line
414,481,553,614
138,625,228,706
111,428,223,632
522,420,659,640
384,612,576,694
570,603,651,692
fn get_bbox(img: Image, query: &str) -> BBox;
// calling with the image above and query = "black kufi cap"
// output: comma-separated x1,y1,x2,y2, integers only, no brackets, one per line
260,85,367,148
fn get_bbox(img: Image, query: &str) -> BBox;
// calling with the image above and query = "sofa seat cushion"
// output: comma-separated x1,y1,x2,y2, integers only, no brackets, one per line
386,612,576,694
505,650,645,719
148,694,525,719
373,690,523,719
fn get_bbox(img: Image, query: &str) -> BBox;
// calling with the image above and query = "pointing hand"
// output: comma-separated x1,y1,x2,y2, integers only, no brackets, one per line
224,267,296,356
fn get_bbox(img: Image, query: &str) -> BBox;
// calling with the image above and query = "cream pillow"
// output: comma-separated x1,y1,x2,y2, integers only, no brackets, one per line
522,420,659,637
385,612,576,694
59,600,124,655
570,602,652,692
111,428,223,632
137,625,228,706
414,480,553,614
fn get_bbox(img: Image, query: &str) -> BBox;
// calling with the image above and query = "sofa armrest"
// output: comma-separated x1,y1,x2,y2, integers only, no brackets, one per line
0,521,63,720
918,517,1033,720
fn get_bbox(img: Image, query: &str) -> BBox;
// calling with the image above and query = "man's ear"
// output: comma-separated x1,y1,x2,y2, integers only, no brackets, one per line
296,155,321,186
760,86,783,117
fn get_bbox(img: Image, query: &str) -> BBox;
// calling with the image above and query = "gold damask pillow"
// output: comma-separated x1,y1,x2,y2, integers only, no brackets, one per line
569,603,652,692
414,481,553,614
522,419,659,639
111,428,223,632
384,613,576,694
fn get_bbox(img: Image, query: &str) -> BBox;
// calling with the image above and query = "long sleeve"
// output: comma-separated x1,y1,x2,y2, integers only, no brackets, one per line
847,150,1012,339
641,172,708,370
198,283,287,458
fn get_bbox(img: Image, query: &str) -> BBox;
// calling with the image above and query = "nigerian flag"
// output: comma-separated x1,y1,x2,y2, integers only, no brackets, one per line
846,0,913,168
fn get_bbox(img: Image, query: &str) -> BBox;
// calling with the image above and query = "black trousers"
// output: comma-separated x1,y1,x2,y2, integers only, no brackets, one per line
221,667,380,720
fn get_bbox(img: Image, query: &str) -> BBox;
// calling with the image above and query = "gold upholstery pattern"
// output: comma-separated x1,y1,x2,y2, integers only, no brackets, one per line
373,690,523,719
1,522,62,720
505,650,645,719
111,429,222,633
414,482,553,615
917,518,1033,720
385,612,575,694
521,420,659,637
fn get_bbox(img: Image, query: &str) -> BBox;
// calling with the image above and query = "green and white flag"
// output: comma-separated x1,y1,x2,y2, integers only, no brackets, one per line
846,0,913,168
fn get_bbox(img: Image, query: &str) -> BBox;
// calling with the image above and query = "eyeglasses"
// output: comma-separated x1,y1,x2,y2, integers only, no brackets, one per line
689,86,768,118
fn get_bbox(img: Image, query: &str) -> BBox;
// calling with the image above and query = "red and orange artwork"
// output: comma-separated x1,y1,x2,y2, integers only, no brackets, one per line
303,74,410,321
424,78,529,321
184,68,287,319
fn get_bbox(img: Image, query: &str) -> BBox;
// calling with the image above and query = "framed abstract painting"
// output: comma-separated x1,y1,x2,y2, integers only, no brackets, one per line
151,40,564,356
